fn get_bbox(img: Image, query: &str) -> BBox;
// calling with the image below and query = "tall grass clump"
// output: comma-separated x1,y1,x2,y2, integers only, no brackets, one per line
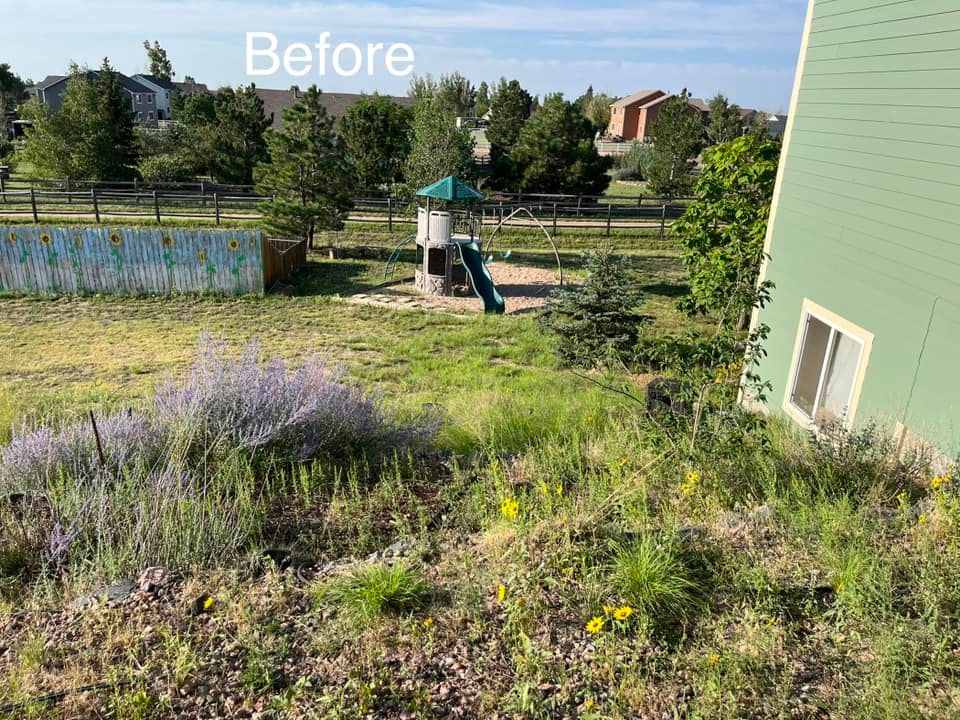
609,535,702,624
0,337,438,590
316,562,431,622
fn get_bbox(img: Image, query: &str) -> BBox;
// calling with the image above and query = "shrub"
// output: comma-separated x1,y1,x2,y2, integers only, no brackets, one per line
318,562,431,621
138,153,193,183
539,248,651,368
610,535,701,623
612,141,655,182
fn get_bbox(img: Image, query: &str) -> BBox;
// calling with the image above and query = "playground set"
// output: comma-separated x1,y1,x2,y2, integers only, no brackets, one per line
384,176,563,314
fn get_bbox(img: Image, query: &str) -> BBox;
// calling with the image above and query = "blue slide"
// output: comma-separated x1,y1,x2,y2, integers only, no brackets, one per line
458,242,505,314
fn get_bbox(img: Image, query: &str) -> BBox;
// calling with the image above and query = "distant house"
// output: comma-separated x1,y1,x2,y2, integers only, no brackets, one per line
606,90,665,140
747,0,959,464
253,87,415,130
132,74,176,122
27,72,160,127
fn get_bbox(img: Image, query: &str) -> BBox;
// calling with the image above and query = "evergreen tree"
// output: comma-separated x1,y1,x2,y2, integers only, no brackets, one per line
402,96,474,194
706,93,743,146
475,81,491,118
20,60,137,180
143,41,174,80
339,95,413,191
485,78,532,188
539,248,650,367
208,85,271,184
646,90,703,197
435,72,476,118
507,93,611,195
255,86,354,248
0,64,27,151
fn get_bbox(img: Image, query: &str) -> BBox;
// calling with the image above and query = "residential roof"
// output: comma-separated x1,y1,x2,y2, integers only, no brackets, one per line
610,90,664,109
688,97,710,113
28,75,66,91
173,81,210,96
254,88,415,129
135,74,177,91
639,93,675,110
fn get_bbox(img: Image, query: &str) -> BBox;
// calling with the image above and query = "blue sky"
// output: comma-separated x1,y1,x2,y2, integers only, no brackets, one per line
4,0,807,111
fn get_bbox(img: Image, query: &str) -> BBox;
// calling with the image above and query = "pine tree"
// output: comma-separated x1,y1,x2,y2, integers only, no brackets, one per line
485,79,532,189
507,93,611,195
706,93,743,146
339,95,412,190
255,86,354,248
646,90,703,197
208,85,271,184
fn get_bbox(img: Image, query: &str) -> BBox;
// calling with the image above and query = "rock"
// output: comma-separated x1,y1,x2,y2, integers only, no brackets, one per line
68,579,137,609
137,566,172,593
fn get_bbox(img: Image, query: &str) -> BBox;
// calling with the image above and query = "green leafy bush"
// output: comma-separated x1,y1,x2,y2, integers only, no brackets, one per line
138,153,193,183
539,248,650,368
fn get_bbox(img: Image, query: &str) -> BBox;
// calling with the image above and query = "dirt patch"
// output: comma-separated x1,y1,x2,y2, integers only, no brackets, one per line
349,262,566,316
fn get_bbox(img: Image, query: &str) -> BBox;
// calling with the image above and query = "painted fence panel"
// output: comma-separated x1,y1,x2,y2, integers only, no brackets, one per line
0,226,266,295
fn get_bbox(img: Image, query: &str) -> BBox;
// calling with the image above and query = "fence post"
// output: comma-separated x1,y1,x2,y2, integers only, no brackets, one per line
92,189,100,223
30,188,38,223
153,190,161,223
576,194,583,217
660,203,668,239
0,174,5,204
387,196,393,232
200,179,207,208
66,177,72,204
606,203,612,237
214,193,221,225
552,202,557,235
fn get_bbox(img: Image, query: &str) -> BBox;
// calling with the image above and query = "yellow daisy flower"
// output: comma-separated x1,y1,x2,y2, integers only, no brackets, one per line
585,616,604,634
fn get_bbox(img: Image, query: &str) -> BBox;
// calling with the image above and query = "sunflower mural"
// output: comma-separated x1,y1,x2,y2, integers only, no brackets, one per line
39,233,52,245
6,231,15,244
229,235,247,295
108,231,126,292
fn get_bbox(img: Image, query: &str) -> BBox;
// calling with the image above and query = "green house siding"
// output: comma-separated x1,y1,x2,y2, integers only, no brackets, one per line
756,0,960,456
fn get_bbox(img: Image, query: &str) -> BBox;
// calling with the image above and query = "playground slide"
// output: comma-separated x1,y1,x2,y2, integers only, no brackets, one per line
458,242,505,315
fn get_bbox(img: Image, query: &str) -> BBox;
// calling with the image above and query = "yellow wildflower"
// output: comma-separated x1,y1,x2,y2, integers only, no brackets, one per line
709,653,720,665
897,491,908,506
203,596,215,610
497,584,507,603
613,606,634,621
931,475,951,491
584,699,595,711
585,616,605,634
422,617,433,628
555,483,564,497
500,497,519,519
918,514,927,526
602,605,616,616
835,581,845,594
686,471,700,484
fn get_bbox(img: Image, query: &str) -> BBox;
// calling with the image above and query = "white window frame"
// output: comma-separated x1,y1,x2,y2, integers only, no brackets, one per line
147,111,155,121
136,94,142,103
783,299,874,429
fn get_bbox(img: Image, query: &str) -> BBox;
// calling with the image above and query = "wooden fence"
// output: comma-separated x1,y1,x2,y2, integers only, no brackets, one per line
0,226,306,296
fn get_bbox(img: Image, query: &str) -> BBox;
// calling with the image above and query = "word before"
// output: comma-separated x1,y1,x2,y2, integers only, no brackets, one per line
246,32,415,78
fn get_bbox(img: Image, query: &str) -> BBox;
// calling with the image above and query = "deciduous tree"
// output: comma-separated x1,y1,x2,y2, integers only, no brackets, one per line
143,41,174,81
706,93,743,146
673,133,780,328
402,96,474,194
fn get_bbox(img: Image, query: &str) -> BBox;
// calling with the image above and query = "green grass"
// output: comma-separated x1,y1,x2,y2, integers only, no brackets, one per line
316,562,432,622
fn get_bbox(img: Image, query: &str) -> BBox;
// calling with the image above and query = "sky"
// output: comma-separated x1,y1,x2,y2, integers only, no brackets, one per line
3,0,808,112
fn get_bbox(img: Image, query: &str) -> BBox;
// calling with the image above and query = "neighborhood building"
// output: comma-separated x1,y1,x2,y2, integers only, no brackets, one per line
606,90,667,141
253,87,415,130
131,74,176,122
748,0,960,463
27,72,160,126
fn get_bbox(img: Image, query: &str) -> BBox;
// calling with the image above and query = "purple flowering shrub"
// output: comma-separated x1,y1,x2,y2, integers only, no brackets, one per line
0,337,439,581
154,336,439,462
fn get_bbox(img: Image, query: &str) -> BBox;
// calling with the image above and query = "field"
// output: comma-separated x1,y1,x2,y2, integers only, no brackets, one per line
0,228,958,719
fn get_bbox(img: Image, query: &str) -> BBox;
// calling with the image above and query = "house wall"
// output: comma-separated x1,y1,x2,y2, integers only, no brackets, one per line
753,0,960,457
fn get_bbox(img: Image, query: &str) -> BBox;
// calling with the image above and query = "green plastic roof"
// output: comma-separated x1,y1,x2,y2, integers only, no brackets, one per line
415,176,484,201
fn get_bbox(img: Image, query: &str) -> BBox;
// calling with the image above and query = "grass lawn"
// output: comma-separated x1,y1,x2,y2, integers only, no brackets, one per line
0,229,956,719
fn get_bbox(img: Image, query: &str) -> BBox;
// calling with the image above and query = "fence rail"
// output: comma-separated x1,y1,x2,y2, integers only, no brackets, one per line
0,178,693,236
